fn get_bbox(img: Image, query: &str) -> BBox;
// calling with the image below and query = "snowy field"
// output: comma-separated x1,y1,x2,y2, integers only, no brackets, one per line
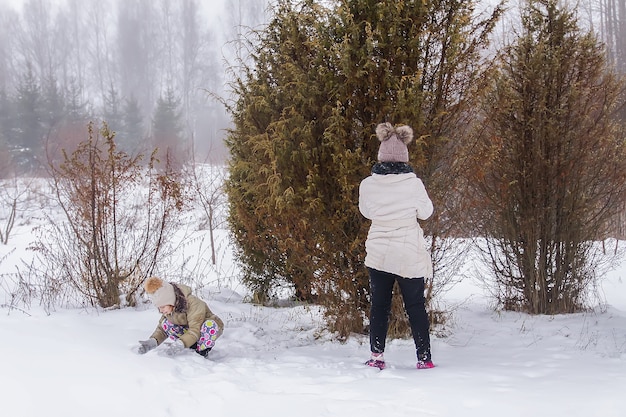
1,180,626,417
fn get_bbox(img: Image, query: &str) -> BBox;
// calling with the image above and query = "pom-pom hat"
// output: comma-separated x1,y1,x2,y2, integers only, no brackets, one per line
376,122,414,163
144,276,176,307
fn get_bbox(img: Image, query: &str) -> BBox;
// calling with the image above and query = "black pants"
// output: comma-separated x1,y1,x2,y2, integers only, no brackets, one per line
368,267,431,362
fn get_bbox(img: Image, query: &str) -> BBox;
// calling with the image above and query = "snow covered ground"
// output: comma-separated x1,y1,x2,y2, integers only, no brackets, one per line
1,183,626,417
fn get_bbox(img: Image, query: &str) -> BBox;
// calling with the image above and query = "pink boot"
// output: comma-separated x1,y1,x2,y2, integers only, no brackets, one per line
365,352,386,370
416,360,435,369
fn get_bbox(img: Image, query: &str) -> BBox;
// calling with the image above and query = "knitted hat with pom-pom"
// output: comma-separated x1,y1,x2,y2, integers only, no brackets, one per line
376,122,414,163
144,276,176,307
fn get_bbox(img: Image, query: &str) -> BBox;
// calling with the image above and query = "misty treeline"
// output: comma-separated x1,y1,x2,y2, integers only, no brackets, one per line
226,0,626,337
579,0,626,72
0,0,270,176
0,0,269,311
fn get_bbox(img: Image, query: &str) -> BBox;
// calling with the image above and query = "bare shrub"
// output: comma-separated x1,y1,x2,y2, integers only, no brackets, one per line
186,161,227,266
465,2,626,314
32,121,187,309
0,177,44,245
0,185,17,245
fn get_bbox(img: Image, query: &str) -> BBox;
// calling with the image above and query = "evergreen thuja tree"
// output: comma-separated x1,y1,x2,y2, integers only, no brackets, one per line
226,0,335,303
320,0,502,336
227,0,503,337
466,0,626,313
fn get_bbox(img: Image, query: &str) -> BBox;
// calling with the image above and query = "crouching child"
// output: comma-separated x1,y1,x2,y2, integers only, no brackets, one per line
136,276,224,358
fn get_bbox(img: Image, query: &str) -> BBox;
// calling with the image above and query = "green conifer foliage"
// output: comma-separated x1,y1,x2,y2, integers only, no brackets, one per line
121,95,145,155
227,0,333,305
152,87,184,168
13,63,44,171
227,0,503,337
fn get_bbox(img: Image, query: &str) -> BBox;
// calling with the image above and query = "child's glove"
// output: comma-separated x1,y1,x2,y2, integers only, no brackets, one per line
165,339,185,356
137,338,158,354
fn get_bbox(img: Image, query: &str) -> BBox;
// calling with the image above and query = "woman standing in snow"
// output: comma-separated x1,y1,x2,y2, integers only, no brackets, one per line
136,276,224,357
359,122,434,370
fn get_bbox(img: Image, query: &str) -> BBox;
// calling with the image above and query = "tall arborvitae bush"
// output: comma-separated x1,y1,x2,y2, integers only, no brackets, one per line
464,0,626,313
324,0,503,336
226,1,335,304
226,0,503,337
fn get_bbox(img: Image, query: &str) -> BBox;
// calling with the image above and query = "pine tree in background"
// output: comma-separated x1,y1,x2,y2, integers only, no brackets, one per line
226,0,503,337
64,80,90,124
41,76,66,134
102,84,124,141
121,95,145,156
152,87,184,168
45,78,92,167
13,63,44,173
101,86,145,157
465,0,626,314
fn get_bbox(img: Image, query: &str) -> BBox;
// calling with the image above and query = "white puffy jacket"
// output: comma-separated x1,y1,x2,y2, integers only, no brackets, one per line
359,171,433,279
